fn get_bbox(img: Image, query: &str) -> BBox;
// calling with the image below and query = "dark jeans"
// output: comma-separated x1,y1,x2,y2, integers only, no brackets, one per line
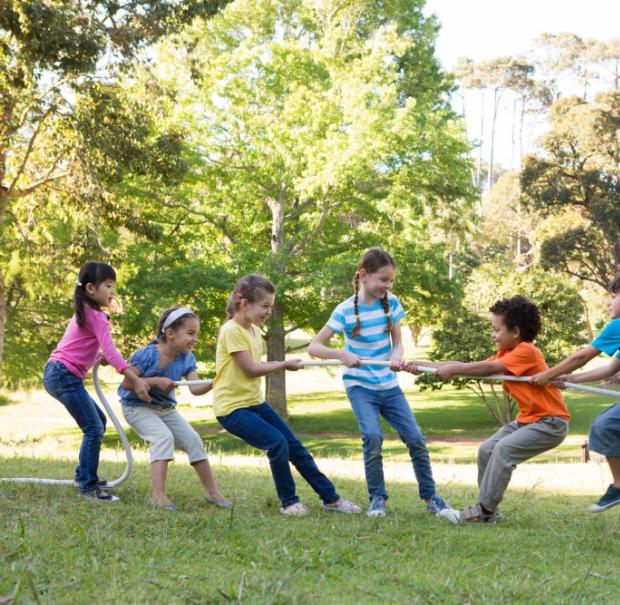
43,361,106,492
217,402,339,507
346,385,436,500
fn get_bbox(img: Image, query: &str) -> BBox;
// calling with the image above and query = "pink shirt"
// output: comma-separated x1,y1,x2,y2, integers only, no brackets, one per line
49,305,130,379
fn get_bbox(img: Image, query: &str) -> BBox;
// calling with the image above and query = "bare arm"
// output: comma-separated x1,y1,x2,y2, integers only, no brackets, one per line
531,345,601,385
120,368,173,399
308,325,361,368
435,360,507,380
561,356,620,384
231,350,302,378
185,370,213,396
389,323,405,370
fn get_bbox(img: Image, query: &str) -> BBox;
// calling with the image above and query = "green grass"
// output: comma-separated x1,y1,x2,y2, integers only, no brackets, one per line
95,385,615,463
1,457,619,604
2,383,620,603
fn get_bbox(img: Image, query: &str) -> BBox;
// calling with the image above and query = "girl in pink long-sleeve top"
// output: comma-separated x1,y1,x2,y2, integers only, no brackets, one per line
43,261,150,501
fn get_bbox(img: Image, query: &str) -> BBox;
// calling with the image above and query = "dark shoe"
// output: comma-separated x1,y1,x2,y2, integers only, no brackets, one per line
81,487,119,502
457,503,496,525
74,478,108,488
589,485,620,513
367,495,386,517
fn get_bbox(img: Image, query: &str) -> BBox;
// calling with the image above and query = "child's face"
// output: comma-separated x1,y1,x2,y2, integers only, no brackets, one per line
490,313,521,351
244,291,275,326
360,265,396,300
609,291,620,319
88,279,115,308
166,318,200,352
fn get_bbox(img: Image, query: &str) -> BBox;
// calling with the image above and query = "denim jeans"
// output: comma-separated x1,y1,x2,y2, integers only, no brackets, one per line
217,402,339,507
43,361,106,492
346,385,436,501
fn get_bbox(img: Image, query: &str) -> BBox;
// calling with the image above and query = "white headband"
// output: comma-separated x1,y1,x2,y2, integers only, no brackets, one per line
161,307,194,333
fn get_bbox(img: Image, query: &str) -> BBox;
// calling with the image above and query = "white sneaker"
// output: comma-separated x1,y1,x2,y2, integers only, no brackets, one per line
439,507,460,524
321,498,362,513
280,502,310,516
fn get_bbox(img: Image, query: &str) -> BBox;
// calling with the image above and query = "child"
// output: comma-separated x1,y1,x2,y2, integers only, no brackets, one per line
532,275,620,512
213,273,361,516
43,261,151,502
413,295,570,524
308,248,449,517
118,306,230,511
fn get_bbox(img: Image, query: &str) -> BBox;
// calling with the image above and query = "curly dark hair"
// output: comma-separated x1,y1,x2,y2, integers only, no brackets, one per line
489,295,541,342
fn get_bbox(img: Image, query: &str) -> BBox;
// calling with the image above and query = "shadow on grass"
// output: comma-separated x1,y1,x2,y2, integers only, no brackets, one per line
0,392,13,406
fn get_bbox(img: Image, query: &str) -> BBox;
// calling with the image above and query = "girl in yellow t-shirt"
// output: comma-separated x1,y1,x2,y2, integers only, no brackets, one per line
213,273,361,516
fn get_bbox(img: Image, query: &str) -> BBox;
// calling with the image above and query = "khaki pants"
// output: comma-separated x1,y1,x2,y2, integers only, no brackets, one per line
478,416,568,509
122,404,207,464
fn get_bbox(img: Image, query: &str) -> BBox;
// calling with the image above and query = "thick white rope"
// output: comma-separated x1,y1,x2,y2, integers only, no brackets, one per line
175,359,620,398
0,361,133,487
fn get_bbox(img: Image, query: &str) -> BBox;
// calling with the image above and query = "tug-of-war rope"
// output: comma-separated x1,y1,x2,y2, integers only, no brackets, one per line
2,359,618,486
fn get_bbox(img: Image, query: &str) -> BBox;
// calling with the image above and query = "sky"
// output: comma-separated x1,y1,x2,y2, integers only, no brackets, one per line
422,0,620,170
423,0,620,70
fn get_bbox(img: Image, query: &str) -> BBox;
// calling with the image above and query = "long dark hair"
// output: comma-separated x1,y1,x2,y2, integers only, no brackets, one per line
226,274,275,319
352,248,396,337
74,261,116,327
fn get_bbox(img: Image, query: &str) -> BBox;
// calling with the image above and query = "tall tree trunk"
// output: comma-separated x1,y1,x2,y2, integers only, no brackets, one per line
265,300,287,419
265,187,288,418
488,88,500,191
0,268,5,384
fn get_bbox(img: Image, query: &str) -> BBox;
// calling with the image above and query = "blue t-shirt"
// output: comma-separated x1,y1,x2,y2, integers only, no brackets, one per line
118,344,197,407
592,317,620,358
327,293,405,390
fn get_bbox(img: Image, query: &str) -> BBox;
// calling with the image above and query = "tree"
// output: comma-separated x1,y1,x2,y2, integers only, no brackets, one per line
521,91,620,288
427,265,588,424
0,0,231,383
132,0,475,416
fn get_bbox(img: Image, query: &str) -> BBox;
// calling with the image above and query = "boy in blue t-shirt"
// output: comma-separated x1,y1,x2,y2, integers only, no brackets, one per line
532,275,620,512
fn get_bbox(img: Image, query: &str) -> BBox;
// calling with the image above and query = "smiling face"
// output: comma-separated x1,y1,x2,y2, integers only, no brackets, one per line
165,317,200,353
87,279,115,308
243,290,275,326
359,264,396,302
490,312,521,351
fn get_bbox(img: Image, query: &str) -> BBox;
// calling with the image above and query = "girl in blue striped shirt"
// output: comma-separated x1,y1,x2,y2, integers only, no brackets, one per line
309,248,448,517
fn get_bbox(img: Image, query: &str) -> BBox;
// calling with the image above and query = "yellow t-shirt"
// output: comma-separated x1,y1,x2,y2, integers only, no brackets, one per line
213,319,264,417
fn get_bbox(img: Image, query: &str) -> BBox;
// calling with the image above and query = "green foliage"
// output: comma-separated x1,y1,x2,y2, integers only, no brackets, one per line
521,91,620,288
426,265,588,423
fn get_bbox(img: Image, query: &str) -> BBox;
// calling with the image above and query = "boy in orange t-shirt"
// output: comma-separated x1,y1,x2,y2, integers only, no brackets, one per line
407,295,570,524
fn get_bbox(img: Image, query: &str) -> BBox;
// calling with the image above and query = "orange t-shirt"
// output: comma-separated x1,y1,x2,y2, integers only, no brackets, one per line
490,341,570,423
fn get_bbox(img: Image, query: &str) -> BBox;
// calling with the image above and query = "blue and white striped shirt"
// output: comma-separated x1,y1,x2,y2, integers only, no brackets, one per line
327,293,405,390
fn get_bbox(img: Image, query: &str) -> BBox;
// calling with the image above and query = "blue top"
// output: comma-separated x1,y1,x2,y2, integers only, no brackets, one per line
118,344,197,408
592,317,620,358
327,292,405,390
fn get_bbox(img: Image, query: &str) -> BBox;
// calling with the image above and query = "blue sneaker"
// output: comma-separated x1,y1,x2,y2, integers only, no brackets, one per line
427,494,449,514
367,495,386,517
589,485,620,513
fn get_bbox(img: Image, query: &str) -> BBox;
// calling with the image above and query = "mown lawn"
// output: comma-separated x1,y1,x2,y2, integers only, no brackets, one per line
1,457,619,605
2,382,619,603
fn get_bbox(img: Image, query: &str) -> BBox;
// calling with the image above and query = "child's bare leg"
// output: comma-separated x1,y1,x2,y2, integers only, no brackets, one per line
192,458,227,501
151,460,173,505
608,456,620,487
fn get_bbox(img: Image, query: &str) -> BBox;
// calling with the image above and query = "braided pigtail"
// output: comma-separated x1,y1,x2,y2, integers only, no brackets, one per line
351,271,362,337
381,294,392,333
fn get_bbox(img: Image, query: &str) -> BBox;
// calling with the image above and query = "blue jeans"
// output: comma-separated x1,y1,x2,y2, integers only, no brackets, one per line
346,385,436,501
217,402,339,507
43,361,106,492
